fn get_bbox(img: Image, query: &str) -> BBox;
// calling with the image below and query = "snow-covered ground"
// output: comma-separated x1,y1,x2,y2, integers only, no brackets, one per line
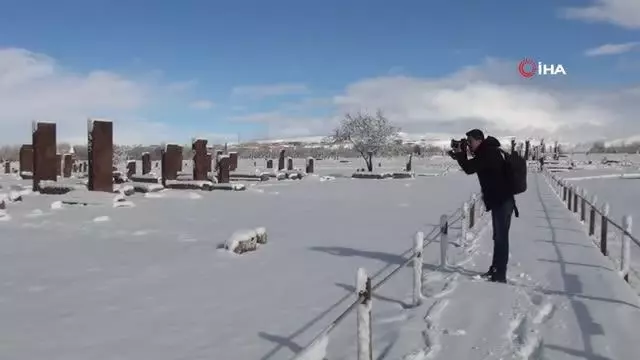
2,156,640,360
0,157,476,360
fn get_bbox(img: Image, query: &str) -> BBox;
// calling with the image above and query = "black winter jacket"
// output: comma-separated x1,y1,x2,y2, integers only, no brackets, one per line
455,136,513,211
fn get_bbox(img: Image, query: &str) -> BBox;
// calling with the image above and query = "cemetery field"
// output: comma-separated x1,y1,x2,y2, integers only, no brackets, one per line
0,161,477,360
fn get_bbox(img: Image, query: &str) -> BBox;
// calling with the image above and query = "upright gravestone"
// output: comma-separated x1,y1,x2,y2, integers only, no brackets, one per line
306,157,314,173
82,162,88,173
126,160,136,178
192,139,208,181
63,154,73,177
32,122,57,190
4,161,10,174
72,163,78,173
278,149,285,171
161,144,183,185
141,152,151,175
266,159,273,169
217,155,230,183
524,140,531,160
287,157,293,171
215,150,223,170
87,119,113,192
206,153,212,173
19,144,33,175
510,139,516,154
56,154,62,176
229,152,238,171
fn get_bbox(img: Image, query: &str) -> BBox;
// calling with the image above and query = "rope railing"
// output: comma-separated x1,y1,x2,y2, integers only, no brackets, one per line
542,169,637,283
291,191,488,360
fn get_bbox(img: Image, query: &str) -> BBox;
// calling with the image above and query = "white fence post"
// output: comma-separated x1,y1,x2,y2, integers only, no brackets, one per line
621,216,632,282
356,268,372,360
440,214,448,268
413,232,424,307
461,202,469,242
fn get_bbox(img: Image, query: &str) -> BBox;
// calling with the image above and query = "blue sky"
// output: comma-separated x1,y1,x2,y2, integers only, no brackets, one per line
0,0,639,144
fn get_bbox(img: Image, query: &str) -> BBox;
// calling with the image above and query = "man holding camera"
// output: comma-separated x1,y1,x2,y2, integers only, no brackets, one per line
448,129,516,283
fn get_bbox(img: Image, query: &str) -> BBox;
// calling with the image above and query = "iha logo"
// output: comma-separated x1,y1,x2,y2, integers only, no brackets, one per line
518,58,567,78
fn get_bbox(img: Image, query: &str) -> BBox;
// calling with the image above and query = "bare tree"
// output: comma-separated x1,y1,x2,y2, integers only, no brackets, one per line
328,110,400,171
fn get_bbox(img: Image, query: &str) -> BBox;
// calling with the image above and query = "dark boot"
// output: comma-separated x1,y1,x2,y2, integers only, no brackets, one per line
481,266,496,279
490,271,507,283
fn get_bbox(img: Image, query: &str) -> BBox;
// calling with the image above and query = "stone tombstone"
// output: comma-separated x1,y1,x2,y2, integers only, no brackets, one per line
161,144,183,184
87,119,114,192
306,157,314,173
32,122,57,190
82,162,88,173
229,152,238,171
19,144,33,174
278,149,285,171
266,159,273,169
215,150,223,170
192,138,208,181
510,139,516,154
141,152,151,175
126,161,136,178
63,154,73,177
56,154,62,176
4,161,10,174
206,153,212,172
524,140,531,160
287,157,293,171
72,163,78,173
217,155,230,183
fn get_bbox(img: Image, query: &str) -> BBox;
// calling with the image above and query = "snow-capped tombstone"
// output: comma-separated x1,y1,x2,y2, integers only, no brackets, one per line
56,154,62,176
287,157,293,171
266,159,273,169
206,153,212,172
306,157,314,173
278,149,285,170
161,144,183,185
4,161,9,174
32,121,58,191
126,161,136,178
229,152,238,171
63,154,73,177
141,153,151,175
19,144,33,175
87,119,114,192
192,139,208,181
217,155,230,183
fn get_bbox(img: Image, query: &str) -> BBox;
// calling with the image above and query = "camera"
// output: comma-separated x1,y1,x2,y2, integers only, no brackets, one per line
450,138,467,150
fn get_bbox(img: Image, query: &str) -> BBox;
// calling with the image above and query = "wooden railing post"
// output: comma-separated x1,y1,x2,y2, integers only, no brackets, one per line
580,188,587,222
589,195,598,236
573,187,579,213
567,186,573,210
601,203,610,256
413,232,424,306
562,181,568,202
469,194,476,229
461,202,469,242
356,268,372,360
440,214,449,268
621,216,632,282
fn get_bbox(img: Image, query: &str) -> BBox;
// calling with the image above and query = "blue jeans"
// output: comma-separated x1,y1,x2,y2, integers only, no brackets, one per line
491,197,514,275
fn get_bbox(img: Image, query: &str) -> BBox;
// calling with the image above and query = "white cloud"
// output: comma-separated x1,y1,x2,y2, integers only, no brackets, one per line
585,42,640,56
167,79,198,93
231,83,308,98
0,48,214,145
236,59,640,143
189,100,215,110
561,0,640,29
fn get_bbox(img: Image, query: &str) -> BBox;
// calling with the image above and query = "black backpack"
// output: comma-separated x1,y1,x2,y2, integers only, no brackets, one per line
500,149,527,195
